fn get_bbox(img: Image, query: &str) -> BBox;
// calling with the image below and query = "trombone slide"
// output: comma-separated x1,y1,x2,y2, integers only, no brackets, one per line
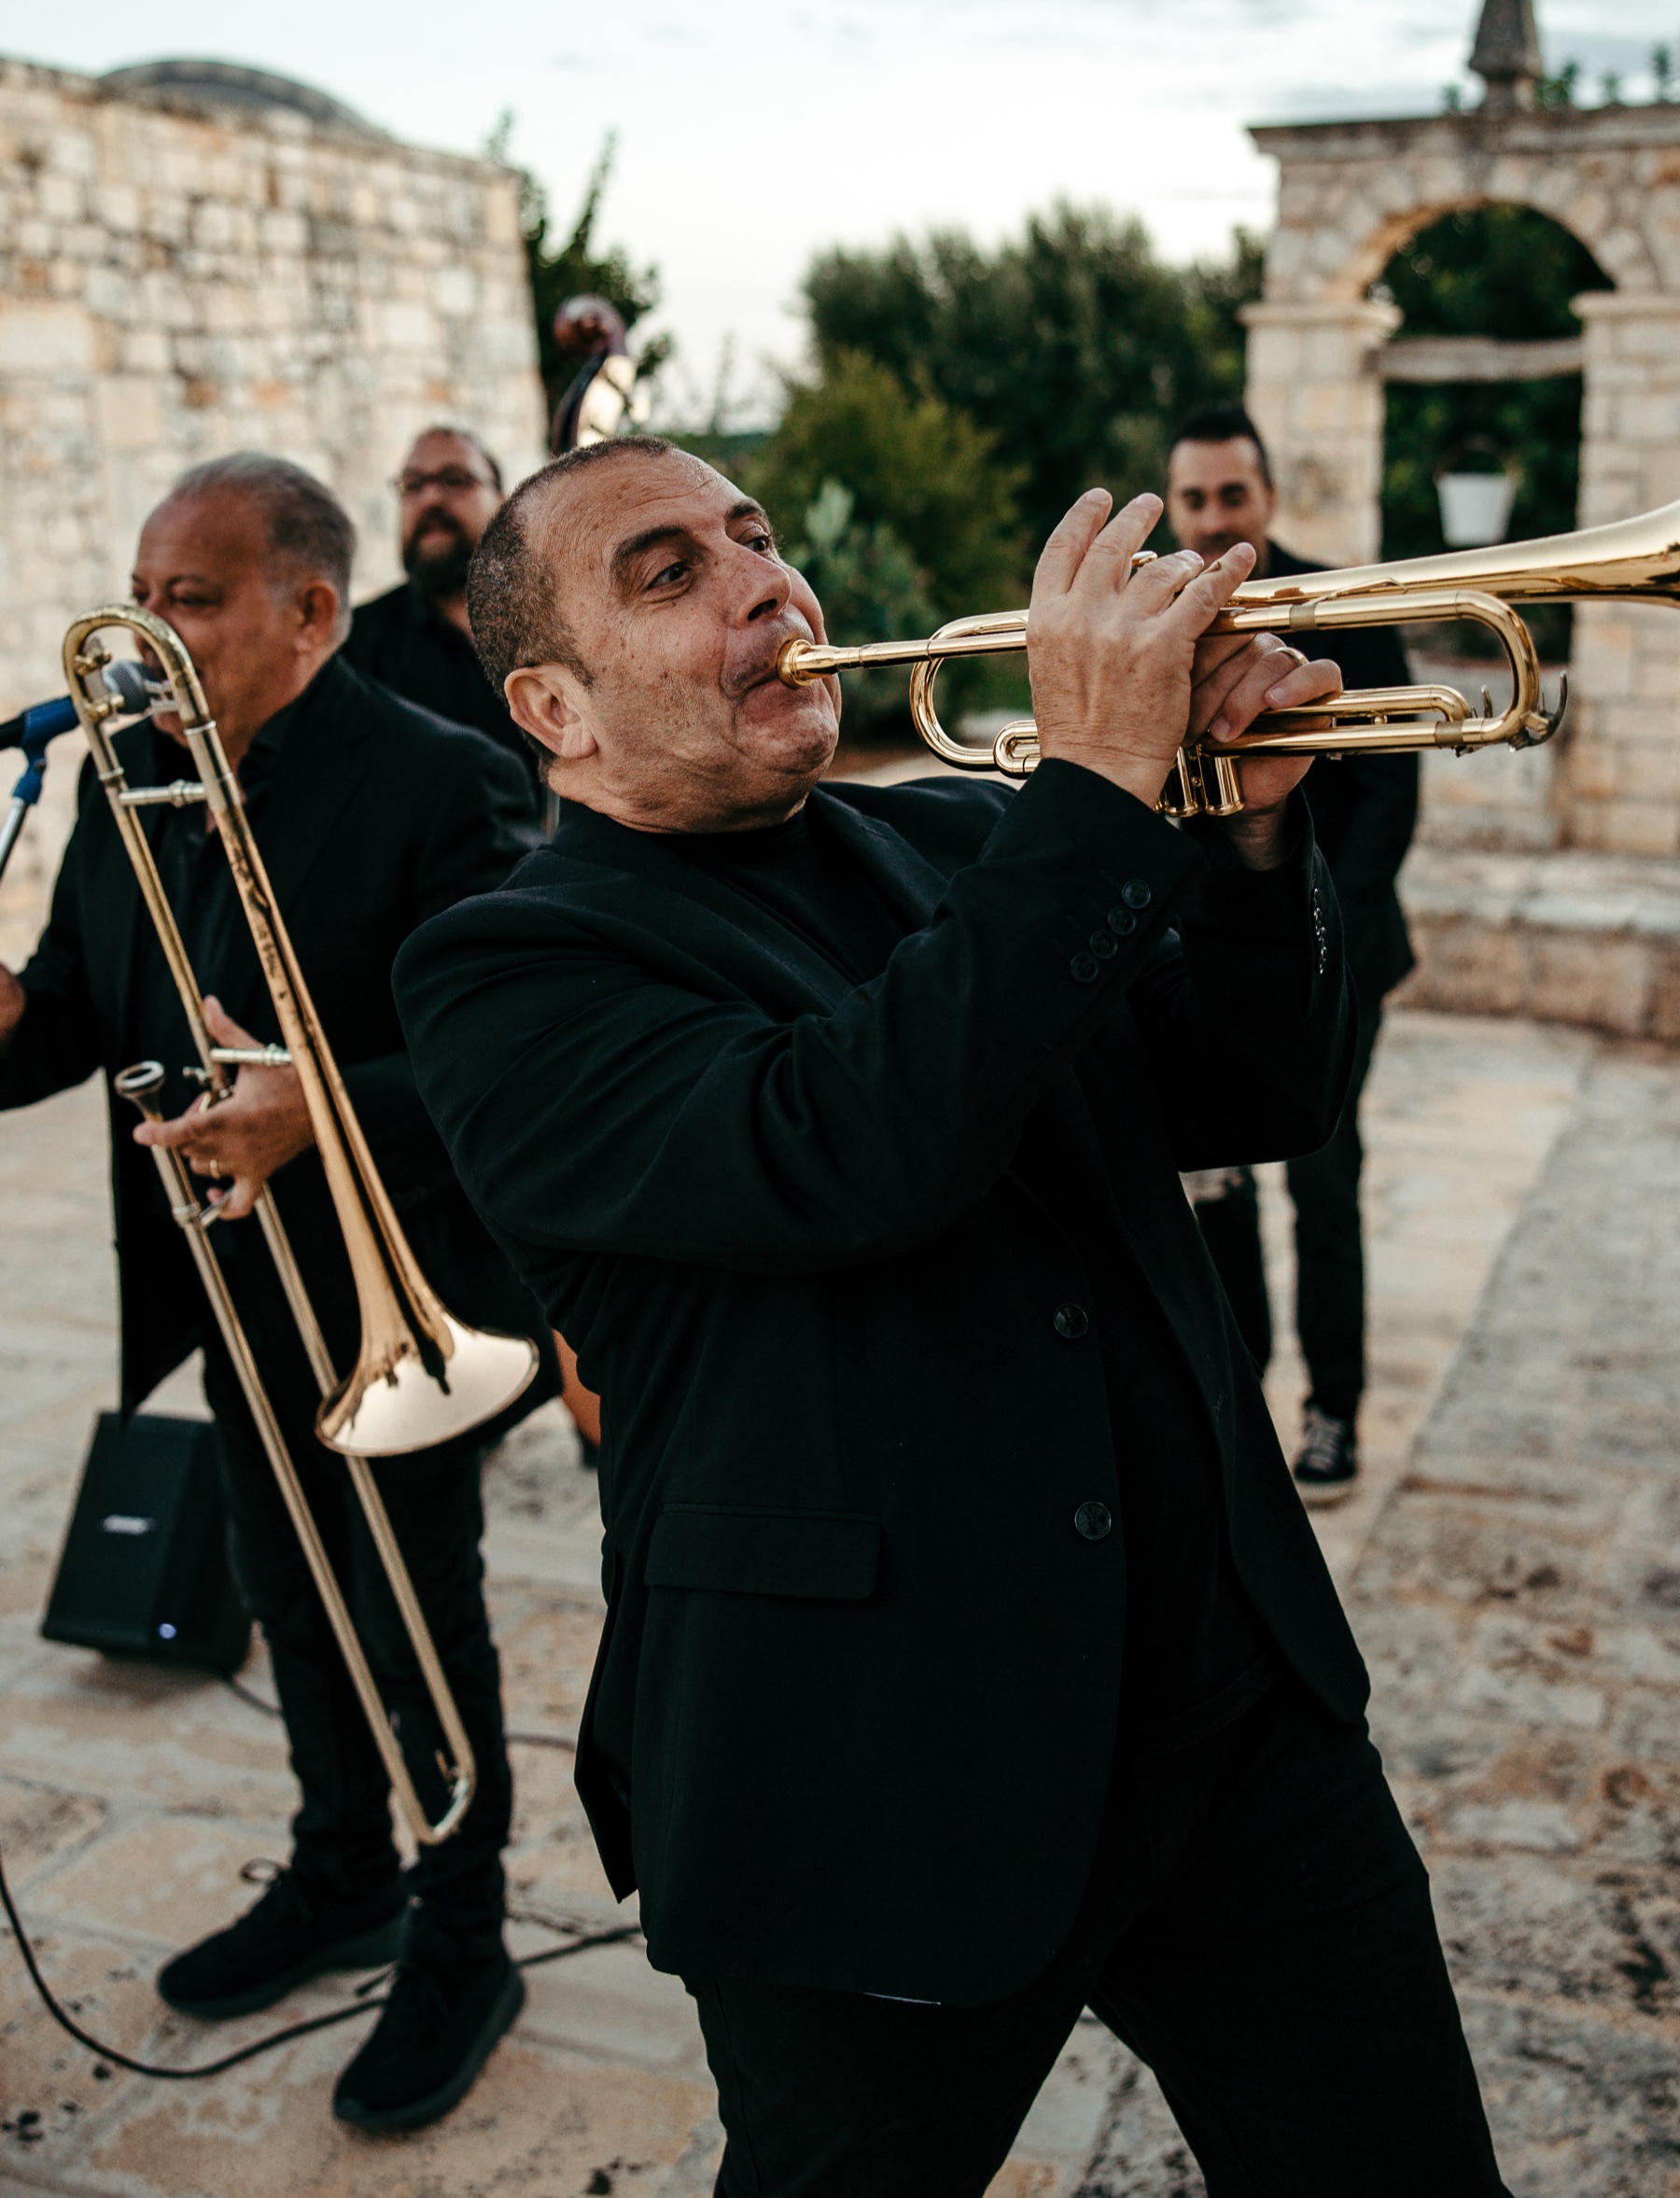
58,609,538,1845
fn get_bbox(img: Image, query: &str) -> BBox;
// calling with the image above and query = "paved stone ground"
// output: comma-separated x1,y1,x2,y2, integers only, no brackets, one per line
1,1008,1676,2195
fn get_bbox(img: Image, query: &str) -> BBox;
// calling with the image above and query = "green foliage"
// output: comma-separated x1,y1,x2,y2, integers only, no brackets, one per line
780,483,937,733
1379,206,1613,655
483,119,669,421
748,351,1029,615
1534,60,1581,107
1381,203,1609,342
799,206,1264,552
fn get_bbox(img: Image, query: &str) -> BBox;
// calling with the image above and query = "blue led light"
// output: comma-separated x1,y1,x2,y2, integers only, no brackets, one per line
158,1622,177,1639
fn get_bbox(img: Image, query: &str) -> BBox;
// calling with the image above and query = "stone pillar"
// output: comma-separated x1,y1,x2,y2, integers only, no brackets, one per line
1240,299,1401,568
1562,290,1680,856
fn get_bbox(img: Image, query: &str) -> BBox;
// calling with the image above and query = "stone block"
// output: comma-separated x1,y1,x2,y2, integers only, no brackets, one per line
1530,934,1654,1035
93,376,161,451
0,298,92,372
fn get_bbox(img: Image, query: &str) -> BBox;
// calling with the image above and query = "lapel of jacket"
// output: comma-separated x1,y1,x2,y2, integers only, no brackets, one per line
248,659,373,908
808,791,949,931
208,660,375,1023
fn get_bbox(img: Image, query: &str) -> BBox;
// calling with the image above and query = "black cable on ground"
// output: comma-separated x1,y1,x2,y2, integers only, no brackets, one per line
0,1836,638,2082
222,1674,282,1718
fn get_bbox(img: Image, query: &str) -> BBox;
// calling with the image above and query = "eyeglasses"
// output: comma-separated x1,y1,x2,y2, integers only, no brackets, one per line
393,467,497,497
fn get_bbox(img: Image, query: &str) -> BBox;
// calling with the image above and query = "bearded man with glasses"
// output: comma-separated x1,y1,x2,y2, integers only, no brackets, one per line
344,427,545,808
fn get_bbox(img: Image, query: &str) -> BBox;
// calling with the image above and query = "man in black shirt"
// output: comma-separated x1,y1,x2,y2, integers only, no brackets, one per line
391,438,1509,2193
343,427,545,807
0,455,557,2133
1167,404,1421,1503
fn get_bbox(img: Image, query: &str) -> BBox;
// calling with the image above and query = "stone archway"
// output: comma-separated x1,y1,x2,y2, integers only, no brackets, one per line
1243,96,1680,858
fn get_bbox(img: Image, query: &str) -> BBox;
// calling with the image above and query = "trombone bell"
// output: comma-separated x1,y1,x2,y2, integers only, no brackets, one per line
321,1319,542,1456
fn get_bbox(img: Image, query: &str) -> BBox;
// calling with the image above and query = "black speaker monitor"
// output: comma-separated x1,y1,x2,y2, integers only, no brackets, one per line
43,1412,250,1674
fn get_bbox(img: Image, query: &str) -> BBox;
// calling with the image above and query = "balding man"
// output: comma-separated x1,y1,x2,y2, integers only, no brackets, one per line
392,440,1509,2194
343,427,545,807
0,455,558,2132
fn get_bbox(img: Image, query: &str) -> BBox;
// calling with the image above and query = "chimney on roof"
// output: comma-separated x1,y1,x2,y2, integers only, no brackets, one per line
1469,0,1545,114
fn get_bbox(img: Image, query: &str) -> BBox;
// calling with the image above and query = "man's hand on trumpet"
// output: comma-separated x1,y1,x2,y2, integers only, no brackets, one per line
132,994,315,1220
1026,488,1341,864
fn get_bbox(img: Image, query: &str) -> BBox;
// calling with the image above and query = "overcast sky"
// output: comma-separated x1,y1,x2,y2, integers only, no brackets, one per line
10,1,1673,423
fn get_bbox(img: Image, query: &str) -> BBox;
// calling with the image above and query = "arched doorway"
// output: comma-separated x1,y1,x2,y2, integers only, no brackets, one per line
1244,98,1680,858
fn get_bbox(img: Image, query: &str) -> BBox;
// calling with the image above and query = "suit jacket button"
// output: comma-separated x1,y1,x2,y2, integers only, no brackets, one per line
1120,879,1152,910
1089,929,1118,959
1053,1302,1089,1339
1070,951,1100,984
1074,1500,1113,1541
1106,906,1138,936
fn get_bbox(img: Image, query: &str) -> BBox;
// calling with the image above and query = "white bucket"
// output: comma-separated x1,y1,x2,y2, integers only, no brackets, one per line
1437,471,1517,549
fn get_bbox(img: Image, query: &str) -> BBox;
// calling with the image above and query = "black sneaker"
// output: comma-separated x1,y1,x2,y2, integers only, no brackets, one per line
1293,1407,1358,1505
333,1920,525,2133
157,1867,407,2021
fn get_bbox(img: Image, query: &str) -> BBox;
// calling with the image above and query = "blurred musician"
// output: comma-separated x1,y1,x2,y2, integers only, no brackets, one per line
1167,404,1420,1505
343,427,546,809
0,455,558,2132
390,438,1508,2195
549,295,646,455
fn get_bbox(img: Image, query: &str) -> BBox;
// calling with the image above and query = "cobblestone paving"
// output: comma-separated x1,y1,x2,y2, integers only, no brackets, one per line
1,1012,1674,2194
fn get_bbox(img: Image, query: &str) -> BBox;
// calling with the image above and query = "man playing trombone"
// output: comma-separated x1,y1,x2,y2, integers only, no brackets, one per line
0,455,558,2132
393,438,1510,2192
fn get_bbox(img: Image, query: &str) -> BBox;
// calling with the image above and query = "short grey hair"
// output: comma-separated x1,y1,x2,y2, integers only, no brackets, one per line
468,436,679,694
169,453,357,641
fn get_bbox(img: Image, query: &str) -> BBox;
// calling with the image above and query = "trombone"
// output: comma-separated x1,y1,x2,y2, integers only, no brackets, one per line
777,495,1680,814
62,607,539,1844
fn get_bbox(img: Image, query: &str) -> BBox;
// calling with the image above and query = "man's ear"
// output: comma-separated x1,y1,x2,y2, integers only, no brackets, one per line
296,580,342,652
505,664,599,763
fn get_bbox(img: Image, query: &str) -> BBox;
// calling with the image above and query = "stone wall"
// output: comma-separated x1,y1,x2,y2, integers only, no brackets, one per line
0,56,546,960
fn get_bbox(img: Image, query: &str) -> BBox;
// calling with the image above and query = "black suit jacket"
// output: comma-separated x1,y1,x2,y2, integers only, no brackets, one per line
343,581,540,804
394,761,1369,2004
1268,541,1420,1003
0,654,559,1423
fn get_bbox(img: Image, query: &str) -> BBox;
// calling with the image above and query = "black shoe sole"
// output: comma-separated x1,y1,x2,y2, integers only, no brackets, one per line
1295,1469,1359,1509
333,1964,525,2133
157,1911,408,2022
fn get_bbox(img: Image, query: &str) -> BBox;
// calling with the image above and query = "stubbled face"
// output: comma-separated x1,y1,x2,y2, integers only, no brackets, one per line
130,490,340,759
399,430,502,596
1166,437,1278,567
505,450,841,833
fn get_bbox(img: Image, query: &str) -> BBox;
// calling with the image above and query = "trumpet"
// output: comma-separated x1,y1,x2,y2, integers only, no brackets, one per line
63,607,539,1844
777,496,1680,816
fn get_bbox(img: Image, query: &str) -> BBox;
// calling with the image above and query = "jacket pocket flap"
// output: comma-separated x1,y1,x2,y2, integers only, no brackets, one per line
646,1505,880,1601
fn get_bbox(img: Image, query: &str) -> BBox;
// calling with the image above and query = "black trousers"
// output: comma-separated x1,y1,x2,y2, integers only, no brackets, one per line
686,1678,1506,2197
202,1337,512,1950
1196,1004,1382,1421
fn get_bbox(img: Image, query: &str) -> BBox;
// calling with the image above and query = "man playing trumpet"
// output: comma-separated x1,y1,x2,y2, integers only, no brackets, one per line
394,438,1509,2192
0,455,557,2131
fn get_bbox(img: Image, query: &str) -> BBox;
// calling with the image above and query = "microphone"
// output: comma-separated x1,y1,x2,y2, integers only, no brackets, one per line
0,660,156,885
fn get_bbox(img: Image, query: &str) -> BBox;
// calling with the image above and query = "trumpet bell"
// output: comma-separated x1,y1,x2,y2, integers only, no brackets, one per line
319,1320,539,1458
1231,496,1680,614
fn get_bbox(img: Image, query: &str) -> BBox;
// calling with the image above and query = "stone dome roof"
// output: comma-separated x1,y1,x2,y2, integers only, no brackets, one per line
99,59,382,137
